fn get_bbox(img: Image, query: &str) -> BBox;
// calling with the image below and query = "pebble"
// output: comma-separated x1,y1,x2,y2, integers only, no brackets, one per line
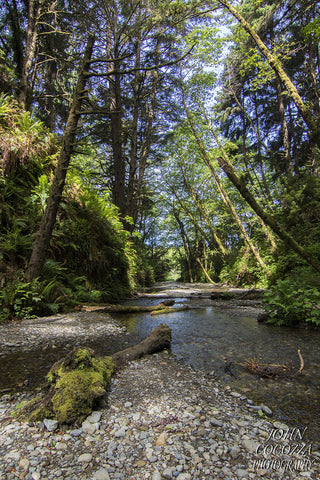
242,436,259,452
0,353,318,480
156,431,168,446
19,458,30,471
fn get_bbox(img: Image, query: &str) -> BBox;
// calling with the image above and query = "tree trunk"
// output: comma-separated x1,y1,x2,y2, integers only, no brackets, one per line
78,300,175,313
23,325,172,424
26,35,95,281
18,0,42,110
105,5,126,216
126,33,142,226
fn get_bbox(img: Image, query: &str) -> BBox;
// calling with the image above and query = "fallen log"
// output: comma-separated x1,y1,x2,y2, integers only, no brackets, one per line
112,323,171,369
20,324,172,425
150,305,190,316
78,300,175,313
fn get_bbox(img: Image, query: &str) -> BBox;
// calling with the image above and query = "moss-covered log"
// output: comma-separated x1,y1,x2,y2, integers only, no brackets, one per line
21,324,172,425
150,305,190,315
78,300,175,313
23,347,113,425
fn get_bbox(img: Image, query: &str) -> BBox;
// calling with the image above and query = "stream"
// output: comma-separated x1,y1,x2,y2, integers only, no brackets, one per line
0,282,319,442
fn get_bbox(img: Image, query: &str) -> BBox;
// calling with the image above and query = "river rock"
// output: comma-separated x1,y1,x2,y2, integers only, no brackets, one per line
156,431,168,446
82,420,98,434
248,404,273,417
236,468,249,478
43,418,58,432
5,450,20,462
86,411,102,423
242,437,259,453
229,446,240,459
78,453,93,463
92,467,110,480
19,458,30,472
114,427,126,437
163,467,174,479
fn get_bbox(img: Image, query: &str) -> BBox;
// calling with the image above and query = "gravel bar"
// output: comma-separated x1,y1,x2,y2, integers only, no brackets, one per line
1,352,319,480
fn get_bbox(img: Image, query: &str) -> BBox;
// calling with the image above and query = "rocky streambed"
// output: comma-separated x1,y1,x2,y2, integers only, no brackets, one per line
1,282,320,479
1,353,319,480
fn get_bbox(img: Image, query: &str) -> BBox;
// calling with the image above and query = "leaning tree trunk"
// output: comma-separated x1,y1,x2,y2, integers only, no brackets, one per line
26,35,95,281
182,94,271,277
192,96,320,274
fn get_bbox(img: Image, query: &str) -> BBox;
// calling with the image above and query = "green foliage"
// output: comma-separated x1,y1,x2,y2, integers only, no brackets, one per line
0,275,60,322
0,99,139,320
30,174,50,212
302,17,320,41
263,279,320,326
0,94,57,174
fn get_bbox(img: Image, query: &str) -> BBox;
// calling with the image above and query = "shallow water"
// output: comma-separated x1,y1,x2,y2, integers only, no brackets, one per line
113,295,320,442
0,289,319,442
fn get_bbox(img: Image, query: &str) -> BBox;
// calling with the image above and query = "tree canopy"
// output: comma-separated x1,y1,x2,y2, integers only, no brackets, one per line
1,0,320,326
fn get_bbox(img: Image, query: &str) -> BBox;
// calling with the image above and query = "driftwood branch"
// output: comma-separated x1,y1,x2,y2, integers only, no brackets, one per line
239,349,304,378
298,349,304,374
